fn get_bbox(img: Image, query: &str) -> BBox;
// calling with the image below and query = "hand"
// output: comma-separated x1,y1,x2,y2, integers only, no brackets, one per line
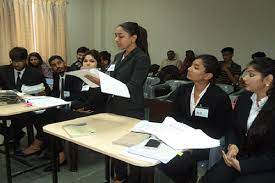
227,144,239,159
222,150,241,172
84,74,100,86
36,91,46,96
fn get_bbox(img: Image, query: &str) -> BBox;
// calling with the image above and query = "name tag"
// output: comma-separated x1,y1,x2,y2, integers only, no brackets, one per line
64,91,70,98
195,107,209,118
81,85,90,91
107,64,115,72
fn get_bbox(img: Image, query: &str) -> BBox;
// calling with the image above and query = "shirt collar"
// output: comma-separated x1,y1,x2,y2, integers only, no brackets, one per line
14,67,26,74
191,83,210,98
250,93,268,108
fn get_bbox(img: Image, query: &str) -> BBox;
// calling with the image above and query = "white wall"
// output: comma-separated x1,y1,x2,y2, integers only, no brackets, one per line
67,0,275,67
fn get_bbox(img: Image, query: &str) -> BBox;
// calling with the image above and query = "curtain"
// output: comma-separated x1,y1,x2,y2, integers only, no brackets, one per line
0,0,67,65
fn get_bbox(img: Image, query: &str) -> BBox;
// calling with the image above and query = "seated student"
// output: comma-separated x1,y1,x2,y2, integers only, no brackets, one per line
179,50,195,80
216,47,241,88
200,57,275,183
99,51,111,73
159,54,232,183
159,50,182,70
27,52,53,78
71,50,108,113
0,47,50,145
70,46,89,71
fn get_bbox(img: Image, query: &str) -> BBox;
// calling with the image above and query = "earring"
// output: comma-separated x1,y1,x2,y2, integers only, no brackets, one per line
266,84,270,87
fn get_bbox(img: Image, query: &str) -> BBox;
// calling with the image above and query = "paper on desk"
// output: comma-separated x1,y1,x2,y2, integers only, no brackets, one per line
21,83,45,94
121,149,159,165
66,69,130,98
24,96,69,108
131,117,220,150
127,137,179,164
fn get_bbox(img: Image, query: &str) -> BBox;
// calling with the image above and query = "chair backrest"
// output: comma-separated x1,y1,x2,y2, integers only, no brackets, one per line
143,77,160,98
216,84,234,94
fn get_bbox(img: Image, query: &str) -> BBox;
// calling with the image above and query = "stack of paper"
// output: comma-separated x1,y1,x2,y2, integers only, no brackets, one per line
131,117,220,150
21,83,45,94
23,96,69,108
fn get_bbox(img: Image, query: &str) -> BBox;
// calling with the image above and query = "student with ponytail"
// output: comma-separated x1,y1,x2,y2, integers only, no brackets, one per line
84,22,150,183
201,57,275,183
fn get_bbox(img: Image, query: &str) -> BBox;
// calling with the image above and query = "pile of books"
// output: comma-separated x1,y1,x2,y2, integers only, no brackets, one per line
0,90,21,105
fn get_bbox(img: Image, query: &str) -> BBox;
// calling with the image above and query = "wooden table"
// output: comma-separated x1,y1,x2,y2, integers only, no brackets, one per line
0,101,69,183
43,113,159,183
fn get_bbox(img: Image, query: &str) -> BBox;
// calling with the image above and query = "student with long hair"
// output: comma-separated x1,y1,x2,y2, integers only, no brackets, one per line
27,52,53,78
84,21,150,183
201,57,275,183
159,55,232,182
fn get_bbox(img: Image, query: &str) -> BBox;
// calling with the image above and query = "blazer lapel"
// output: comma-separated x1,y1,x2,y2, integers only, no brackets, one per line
185,85,193,118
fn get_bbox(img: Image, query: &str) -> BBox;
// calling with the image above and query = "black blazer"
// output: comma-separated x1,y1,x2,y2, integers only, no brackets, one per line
51,67,79,100
169,83,232,139
106,47,150,119
0,65,50,95
227,92,275,174
70,79,108,113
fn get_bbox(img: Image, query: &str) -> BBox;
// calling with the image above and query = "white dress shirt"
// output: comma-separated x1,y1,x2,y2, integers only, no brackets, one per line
247,93,268,130
190,83,210,116
14,68,25,84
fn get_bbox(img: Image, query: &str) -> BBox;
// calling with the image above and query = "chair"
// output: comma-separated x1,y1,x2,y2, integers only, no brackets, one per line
152,80,192,100
143,77,160,98
216,84,234,94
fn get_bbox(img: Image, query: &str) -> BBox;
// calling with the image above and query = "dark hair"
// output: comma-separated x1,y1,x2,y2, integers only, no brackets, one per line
77,47,89,54
119,22,149,56
246,58,275,151
196,54,220,82
186,50,195,56
27,52,43,66
221,47,234,54
99,51,111,65
9,47,28,61
83,49,100,64
48,55,64,65
251,51,266,59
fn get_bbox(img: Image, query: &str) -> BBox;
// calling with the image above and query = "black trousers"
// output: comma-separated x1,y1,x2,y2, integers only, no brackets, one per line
159,149,209,183
201,159,275,183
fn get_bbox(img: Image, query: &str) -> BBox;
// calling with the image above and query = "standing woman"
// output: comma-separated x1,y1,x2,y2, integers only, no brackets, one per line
201,57,275,183
85,22,150,183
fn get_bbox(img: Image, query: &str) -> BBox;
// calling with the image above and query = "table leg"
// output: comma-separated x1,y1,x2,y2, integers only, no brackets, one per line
3,119,12,183
140,167,155,183
67,142,78,172
51,135,58,183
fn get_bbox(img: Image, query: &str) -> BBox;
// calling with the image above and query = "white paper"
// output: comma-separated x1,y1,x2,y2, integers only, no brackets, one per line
120,149,159,165
21,83,45,94
131,117,220,150
24,96,70,108
66,69,130,98
65,69,99,88
127,137,179,164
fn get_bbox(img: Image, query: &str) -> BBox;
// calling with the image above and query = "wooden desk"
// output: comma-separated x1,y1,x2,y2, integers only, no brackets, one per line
43,113,159,182
0,100,69,183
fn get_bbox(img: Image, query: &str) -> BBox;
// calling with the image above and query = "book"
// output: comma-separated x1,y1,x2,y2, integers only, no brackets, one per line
112,132,150,147
62,123,96,138
0,90,22,105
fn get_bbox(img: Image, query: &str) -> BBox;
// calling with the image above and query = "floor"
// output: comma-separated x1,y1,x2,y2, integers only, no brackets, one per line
0,134,175,183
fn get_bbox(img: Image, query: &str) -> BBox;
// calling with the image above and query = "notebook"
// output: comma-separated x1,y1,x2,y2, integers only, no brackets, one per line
112,132,150,147
62,123,96,138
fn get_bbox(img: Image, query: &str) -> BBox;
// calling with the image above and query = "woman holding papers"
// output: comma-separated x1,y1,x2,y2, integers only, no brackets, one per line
71,50,107,114
201,58,275,183
159,54,232,182
85,22,150,183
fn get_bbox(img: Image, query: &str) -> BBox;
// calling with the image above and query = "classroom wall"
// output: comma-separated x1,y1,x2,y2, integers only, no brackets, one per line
67,0,275,68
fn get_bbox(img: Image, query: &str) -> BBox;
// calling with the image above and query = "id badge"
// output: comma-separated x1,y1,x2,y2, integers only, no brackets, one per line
64,91,70,98
107,64,115,72
195,106,209,118
81,85,90,91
